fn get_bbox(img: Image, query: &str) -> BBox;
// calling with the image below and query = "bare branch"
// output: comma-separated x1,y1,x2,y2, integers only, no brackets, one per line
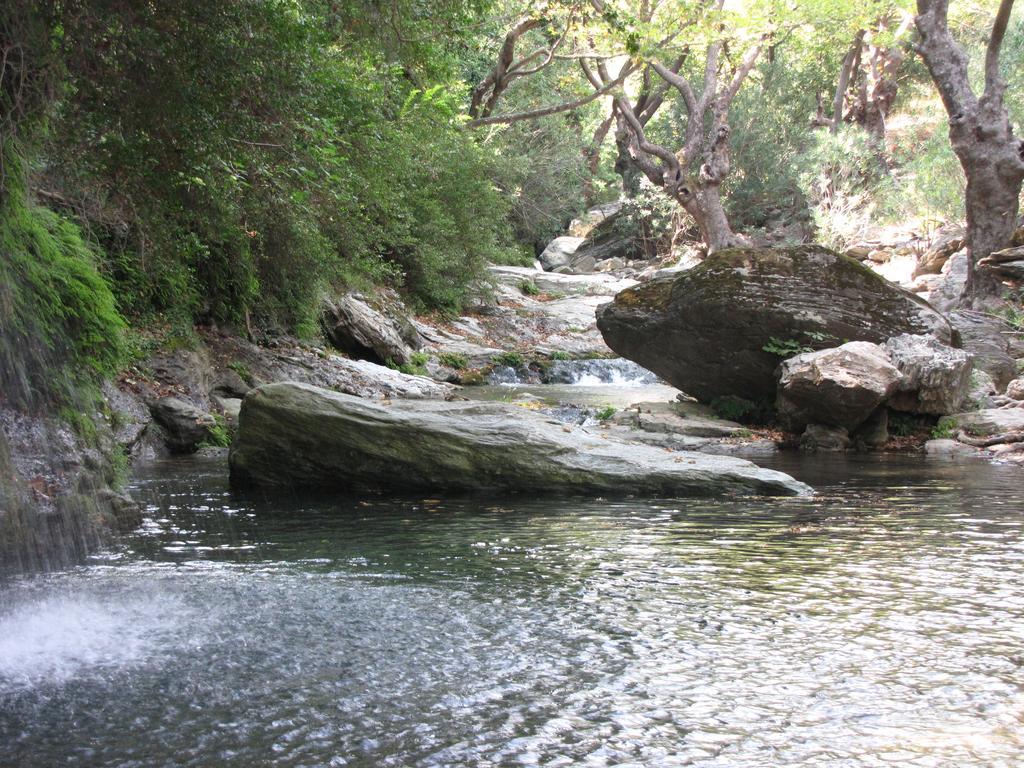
984,0,1016,98
466,66,633,128
721,37,766,107
615,94,679,172
650,58,698,116
832,30,865,133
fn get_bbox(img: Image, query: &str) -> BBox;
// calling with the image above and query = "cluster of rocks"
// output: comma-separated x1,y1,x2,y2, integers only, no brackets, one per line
597,245,955,403
775,335,971,450
844,223,1024,312
538,203,662,276
107,326,455,461
596,243,1024,463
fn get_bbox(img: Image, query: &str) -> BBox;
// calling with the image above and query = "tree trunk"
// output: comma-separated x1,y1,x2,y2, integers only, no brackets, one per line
675,180,741,253
915,0,1024,304
960,136,1023,298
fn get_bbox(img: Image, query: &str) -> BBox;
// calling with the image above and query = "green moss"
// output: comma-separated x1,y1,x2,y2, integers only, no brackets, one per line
0,144,126,409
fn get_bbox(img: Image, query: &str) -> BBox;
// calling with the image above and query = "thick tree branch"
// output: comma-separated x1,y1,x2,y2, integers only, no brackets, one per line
650,58,698,117
914,0,976,117
832,30,865,133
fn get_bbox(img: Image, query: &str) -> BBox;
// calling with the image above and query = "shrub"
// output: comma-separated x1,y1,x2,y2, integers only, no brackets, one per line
438,352,468,369
492,351,525,368
931,416,958,440
518,280,540,296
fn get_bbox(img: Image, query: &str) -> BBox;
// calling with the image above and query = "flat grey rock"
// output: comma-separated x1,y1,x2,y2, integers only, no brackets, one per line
230,382,811,497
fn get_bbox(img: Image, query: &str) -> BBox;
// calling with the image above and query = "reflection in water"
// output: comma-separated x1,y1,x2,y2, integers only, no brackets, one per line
1,454,1022,767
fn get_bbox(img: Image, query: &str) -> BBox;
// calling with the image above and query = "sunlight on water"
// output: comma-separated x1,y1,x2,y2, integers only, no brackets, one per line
1,454,1022,767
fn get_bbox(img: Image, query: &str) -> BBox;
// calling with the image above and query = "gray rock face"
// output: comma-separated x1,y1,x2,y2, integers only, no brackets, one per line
539,236,585,271
597,246,954,403
800,424,851,452
776,342,902,431
884,334,973,414
322,295,411,366
229,383,811,497
966,369,997,409
950,408,1024,436
949,311,1016,390
1006,378,1024,400
149,397,218,454
924,438,984,457
928,251,969,312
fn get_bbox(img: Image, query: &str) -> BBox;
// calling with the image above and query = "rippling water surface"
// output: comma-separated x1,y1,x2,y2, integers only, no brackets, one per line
1,454,1022,767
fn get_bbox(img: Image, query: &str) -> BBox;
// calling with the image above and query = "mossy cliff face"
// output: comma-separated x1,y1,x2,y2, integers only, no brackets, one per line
596,245,955,403
0,148,134,572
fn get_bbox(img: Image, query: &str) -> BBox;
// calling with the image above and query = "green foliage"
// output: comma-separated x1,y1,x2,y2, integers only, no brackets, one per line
518,280,540,296
492,351,525,368
200,414,232,448
888,412,917,438
29,0,509,334
392,353,429,376
997,290,1024,330
594,405,617,421
438,352,468,369
548,351,572,361
227,362,256,387
931,416,959,440
0,147,127,409
762,330,834,358
795,126,894,249
710,396,756,423
762,337,813,358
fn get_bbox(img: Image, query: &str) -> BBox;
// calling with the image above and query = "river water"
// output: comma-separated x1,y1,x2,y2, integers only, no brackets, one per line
1,452,1022,767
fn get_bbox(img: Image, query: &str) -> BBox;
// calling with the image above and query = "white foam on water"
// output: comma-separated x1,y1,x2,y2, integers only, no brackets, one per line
0,589,181,692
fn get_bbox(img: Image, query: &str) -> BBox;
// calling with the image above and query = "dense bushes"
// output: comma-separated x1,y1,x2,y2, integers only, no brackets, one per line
21,0,511,338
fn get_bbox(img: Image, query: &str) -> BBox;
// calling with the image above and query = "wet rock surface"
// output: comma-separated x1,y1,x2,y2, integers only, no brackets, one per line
229,382,811,497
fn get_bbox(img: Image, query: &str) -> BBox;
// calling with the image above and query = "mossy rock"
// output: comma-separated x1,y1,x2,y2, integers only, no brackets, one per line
596,245,955,403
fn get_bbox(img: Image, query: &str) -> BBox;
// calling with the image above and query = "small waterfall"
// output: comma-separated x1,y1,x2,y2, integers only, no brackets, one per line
543,359,660,387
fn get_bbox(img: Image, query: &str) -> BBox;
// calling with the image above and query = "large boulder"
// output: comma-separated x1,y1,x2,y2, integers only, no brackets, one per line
776,342,902,431
950,408,1024,436
539,236,585,271
322,294,411,366
566,209,654,271
1006,378,1024,400
597,246,954,403
149,397,219,454
949,311,1016,390
229,382,811,497
884,334,973,414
